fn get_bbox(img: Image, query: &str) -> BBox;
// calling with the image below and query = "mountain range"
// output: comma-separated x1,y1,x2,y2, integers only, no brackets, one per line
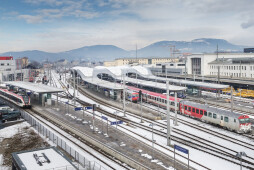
0,38,248,62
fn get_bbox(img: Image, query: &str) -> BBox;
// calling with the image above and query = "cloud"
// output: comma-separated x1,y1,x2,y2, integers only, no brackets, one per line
18,15,44,23
241,18,254,29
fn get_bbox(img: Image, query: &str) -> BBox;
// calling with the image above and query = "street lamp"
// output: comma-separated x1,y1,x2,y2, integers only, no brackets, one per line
236,151,247,170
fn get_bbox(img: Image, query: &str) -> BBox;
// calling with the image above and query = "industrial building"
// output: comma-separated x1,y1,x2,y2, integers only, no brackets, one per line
104,57,179,66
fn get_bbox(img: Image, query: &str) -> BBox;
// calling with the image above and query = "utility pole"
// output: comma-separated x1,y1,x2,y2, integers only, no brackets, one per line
123,72,126,117
93,104,95,133
231,86,234,113
77,75,79,96
174,92,178,126
166,80,171,146
50,65,52,86
217,44,220,84
185,58,187,82
140,94,143,123
65,66,67,83
73,71,76,106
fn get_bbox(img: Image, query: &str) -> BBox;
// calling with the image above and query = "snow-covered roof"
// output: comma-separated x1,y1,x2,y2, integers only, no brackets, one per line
125,77,187,91
72,65,153,79
73,66,93,77
5,81,64,93
72,66,228,90
132,65,151,76
12,147,77,170
85,77,124,90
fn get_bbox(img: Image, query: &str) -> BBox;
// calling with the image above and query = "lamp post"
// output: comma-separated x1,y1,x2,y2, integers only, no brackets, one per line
236,152,247,170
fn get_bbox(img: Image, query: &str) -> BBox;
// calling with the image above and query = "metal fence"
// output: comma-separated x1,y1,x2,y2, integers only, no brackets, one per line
20,110,106,170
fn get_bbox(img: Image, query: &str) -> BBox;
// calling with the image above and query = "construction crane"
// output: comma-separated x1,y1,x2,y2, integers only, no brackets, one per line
161,45,176,58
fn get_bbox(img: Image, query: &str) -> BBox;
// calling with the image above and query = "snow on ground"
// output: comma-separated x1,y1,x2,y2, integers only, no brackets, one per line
0,122,30,142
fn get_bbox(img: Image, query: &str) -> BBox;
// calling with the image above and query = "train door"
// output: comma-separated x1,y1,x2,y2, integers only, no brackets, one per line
191,107,195,117
220,115,224,127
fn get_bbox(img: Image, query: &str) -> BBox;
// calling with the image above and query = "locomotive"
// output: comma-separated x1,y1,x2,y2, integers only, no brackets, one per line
0,88,31,108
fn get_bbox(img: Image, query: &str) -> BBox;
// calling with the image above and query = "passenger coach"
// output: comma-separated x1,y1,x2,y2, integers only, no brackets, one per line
180,101,251,133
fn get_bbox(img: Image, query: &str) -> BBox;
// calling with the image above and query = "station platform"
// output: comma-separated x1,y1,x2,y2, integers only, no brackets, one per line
31,99,190,170
148,76,229,90
4,81,64,106
123,77,187,91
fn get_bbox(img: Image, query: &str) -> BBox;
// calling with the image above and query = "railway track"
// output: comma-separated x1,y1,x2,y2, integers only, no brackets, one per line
59,84,246,169
56,74,254,169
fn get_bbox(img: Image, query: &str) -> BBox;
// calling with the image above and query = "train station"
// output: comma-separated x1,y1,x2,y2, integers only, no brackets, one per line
71,65,230,99
3,81,64,106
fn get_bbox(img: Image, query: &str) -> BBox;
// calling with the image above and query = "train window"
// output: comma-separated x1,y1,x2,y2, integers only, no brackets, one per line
171,102,175,106
213,113,217,119
162,99,164,103
221,116,223,120
185,106,187,110
188,107,191,111
200,110,203,115
234,119,236,123
208,112,212,117
204,111,207,116
224,117,229,122
196,109,199,114
192,108,195,112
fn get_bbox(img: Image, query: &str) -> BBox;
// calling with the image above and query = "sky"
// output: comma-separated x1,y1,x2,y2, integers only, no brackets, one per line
0,0,254,53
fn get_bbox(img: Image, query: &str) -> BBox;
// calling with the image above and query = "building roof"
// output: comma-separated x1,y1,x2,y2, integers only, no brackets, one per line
12,147,77,170
84,77,124,90
72,66,228,90
125,77,187,91
209,57,254,64
4,81,64,93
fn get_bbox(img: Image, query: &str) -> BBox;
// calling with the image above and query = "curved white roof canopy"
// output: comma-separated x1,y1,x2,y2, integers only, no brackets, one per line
72,66,228,90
